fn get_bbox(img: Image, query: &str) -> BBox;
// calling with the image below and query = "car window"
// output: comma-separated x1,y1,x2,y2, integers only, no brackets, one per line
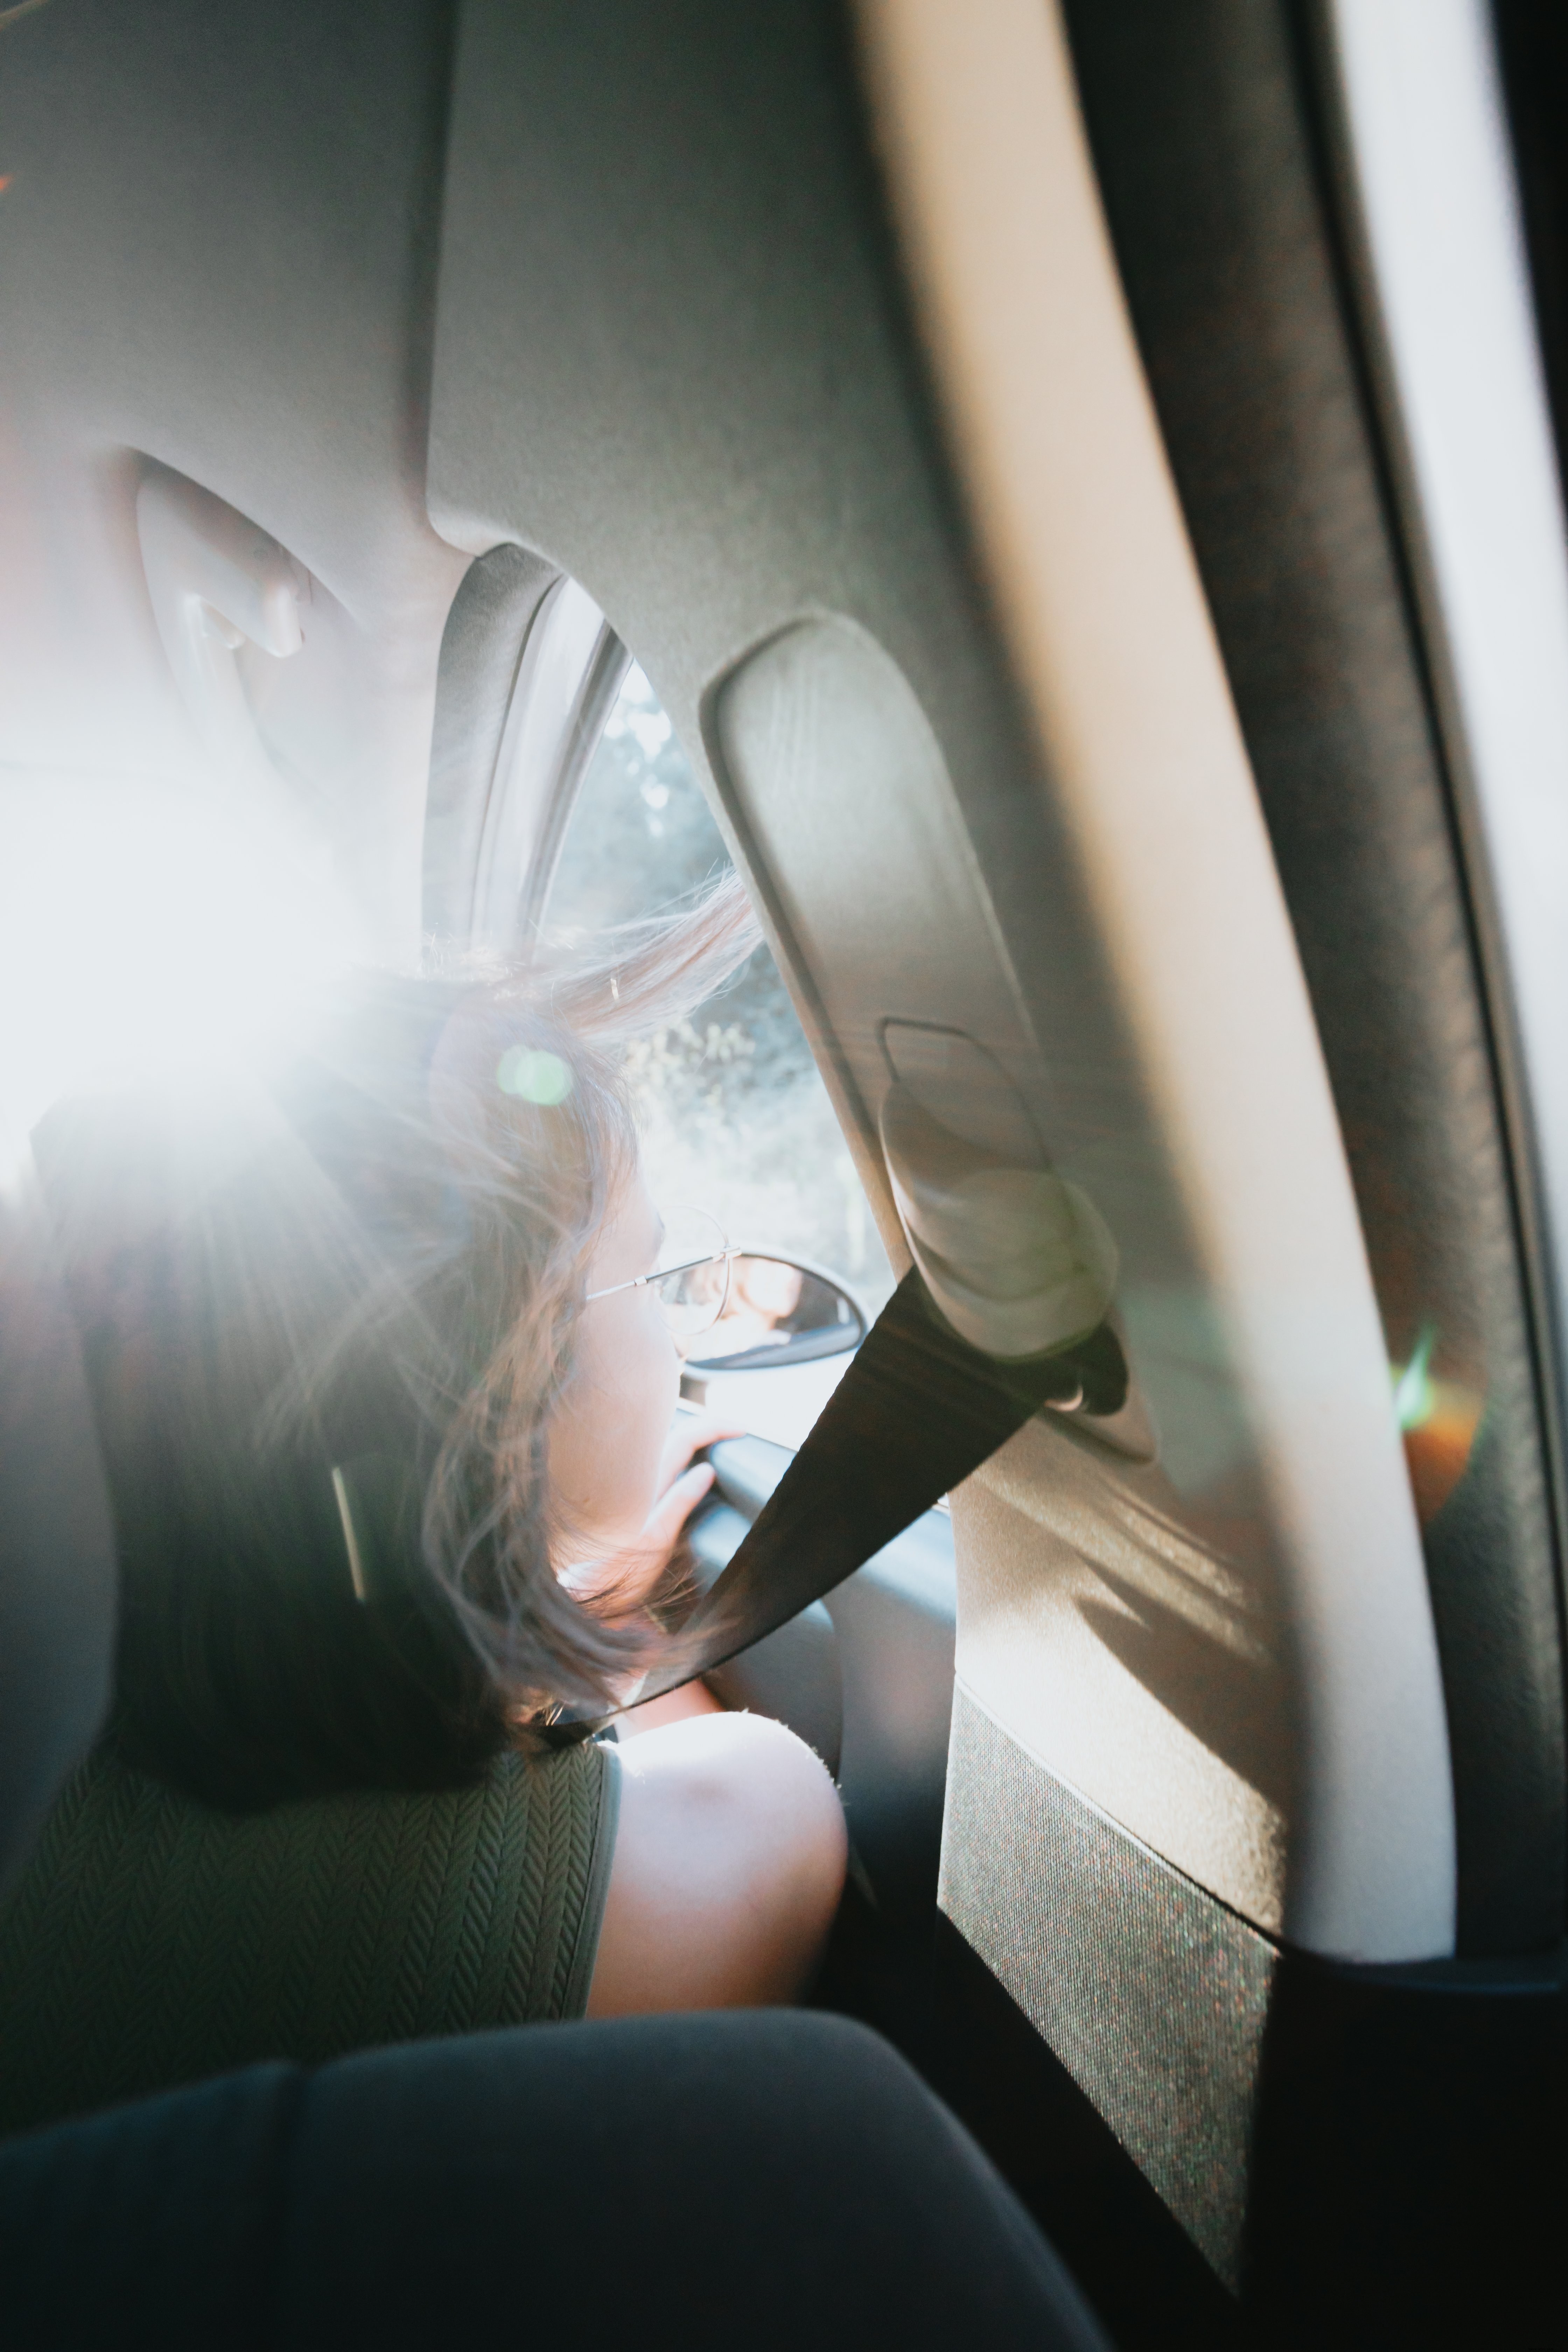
545,663,894,1443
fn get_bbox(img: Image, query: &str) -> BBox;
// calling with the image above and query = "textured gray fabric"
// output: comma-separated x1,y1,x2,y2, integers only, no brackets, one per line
0,2016,1113,2352
0,1738,613,2135
560,1739,620,2020
940,1686,1277,2288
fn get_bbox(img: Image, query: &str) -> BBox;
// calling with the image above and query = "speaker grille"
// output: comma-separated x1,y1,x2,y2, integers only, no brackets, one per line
940,1684,1278,2287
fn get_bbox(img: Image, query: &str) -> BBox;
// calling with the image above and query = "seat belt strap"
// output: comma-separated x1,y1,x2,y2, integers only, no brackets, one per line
611,1268,1121,1717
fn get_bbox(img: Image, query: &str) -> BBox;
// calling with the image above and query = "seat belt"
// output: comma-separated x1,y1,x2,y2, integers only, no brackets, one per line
578,1266,1128,1723
574,1073,1130,1720
317,1057,1128,1736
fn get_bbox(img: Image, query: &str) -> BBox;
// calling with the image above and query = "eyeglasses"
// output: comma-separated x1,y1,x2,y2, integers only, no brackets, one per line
584,1206,735,1343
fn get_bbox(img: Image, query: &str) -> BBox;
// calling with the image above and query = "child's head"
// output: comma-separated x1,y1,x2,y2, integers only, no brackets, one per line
40,878,757,1808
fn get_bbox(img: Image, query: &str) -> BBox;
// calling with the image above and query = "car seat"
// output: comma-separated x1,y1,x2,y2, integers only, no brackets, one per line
0,1183,1107,2352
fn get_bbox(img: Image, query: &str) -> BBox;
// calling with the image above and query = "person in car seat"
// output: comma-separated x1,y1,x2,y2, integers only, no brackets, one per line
0,876,845,2135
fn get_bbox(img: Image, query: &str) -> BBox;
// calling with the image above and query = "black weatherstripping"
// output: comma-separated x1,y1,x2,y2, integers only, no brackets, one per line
1493,0,1568,526
1246,1935,1566,2347
1062,0,1566,1958
424,7,1494,2320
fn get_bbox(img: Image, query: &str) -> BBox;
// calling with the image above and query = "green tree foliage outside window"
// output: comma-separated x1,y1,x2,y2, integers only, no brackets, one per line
547,668,892,1309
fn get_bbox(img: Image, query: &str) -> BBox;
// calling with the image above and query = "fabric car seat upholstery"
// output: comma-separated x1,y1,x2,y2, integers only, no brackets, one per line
0,1740,616,2135
0,1106,1107,2352
0,2011,1109,2352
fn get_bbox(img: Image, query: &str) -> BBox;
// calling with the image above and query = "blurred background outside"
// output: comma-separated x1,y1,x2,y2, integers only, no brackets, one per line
547,662,896,1331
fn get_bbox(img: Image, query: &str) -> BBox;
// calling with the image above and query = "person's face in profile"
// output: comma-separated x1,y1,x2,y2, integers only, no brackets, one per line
547,1166,681,1562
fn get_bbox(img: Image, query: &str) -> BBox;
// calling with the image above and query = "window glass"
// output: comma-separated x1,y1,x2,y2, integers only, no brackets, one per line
546,664,894,1438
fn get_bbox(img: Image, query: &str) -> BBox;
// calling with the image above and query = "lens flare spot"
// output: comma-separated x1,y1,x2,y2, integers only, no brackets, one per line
497,1046,573,1105
1392,1326,1483,1525
0,773,365,1189
1393,1325,1438,1433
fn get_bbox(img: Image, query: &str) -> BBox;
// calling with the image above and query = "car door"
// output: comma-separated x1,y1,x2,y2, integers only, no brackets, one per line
420,2,1566,2341
4,2,1563,2343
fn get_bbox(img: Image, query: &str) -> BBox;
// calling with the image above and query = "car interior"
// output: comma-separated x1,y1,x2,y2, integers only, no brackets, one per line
1,1,1564,2344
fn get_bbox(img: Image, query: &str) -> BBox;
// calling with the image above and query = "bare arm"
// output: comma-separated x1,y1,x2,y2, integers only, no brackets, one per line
586,1712,846,2014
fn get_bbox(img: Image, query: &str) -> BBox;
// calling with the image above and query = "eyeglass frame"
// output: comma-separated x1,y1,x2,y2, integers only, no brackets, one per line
583,1219,737,1332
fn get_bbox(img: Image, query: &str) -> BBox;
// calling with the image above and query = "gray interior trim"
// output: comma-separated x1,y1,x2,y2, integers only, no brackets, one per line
466,575,610,952
855,0,1454,1959
0,0,470,962
1061,0,1564,1952
425,552,626,957
516,622,631,940
424,542,559,940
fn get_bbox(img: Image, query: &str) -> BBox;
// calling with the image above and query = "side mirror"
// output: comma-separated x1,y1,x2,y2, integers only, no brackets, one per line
680,1254,867,1373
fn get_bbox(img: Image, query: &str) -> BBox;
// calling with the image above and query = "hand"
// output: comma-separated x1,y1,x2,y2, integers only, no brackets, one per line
640,1410,746,1567
564,1410,745,1616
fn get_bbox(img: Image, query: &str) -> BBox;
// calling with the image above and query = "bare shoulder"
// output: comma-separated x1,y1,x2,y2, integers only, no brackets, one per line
586,1712,847,2017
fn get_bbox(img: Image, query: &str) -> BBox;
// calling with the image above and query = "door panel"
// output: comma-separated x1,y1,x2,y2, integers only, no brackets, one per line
1063,0,1565,1962
422,0,1562,2312
430,0,1451,1973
